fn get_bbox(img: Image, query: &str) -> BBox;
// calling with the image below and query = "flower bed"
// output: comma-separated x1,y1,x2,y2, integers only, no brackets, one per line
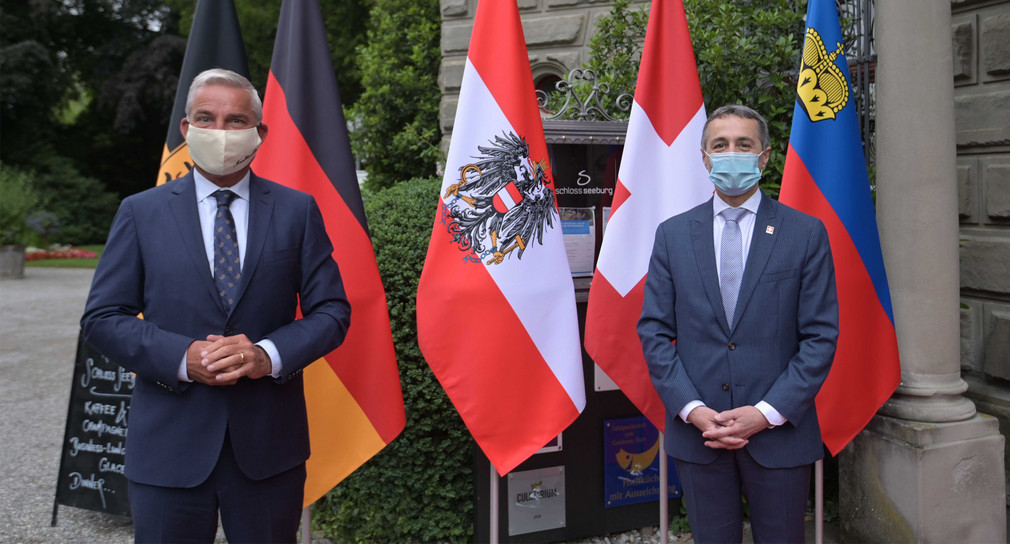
25,245,98,261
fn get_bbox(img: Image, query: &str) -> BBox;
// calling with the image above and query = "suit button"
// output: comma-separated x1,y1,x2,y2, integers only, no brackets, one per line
728,342,736,350
722,384,730,391
224,327,235,335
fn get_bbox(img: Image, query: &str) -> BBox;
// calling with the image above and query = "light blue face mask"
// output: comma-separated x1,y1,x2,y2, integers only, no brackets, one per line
704,151,763,196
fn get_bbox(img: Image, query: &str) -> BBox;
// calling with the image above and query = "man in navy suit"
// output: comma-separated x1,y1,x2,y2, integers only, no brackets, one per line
638,105,838,543
81,69,351,543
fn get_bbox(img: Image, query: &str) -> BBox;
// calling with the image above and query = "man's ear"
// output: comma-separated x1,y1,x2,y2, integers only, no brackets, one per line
180,117,190,139
758,147,771,170
257,122,269,144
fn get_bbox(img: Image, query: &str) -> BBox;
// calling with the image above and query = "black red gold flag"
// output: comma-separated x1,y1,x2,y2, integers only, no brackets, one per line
157,0,250,185
252,0,405,506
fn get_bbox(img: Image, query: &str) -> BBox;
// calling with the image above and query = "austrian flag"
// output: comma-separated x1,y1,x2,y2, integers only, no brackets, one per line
417,0,586,476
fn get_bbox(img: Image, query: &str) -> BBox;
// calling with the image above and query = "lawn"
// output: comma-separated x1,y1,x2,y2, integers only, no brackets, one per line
25,245,104,269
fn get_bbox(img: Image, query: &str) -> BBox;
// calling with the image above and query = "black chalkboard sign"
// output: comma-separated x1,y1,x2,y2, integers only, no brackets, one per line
53,334,134,522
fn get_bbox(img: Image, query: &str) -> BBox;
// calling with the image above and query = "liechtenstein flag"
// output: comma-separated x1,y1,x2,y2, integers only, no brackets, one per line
779,0,901,455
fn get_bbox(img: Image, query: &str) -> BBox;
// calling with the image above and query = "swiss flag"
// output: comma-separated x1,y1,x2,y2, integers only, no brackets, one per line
416,0,586,476
584,0,711,431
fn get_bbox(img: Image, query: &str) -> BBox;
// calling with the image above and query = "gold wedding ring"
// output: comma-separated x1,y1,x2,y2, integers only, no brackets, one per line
239,352,245,362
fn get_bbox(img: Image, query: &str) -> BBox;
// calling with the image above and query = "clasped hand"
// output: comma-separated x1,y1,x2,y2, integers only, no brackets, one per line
186,334,271,386
687,405,770,450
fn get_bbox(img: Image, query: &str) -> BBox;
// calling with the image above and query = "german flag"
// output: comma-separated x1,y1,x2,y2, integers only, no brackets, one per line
157,0,249,185
252,0,406,507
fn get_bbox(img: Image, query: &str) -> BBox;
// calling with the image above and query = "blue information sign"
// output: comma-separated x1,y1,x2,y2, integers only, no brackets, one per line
603,416,681,508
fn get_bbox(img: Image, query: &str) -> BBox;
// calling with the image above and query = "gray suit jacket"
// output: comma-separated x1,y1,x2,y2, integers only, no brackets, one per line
638,195,838,468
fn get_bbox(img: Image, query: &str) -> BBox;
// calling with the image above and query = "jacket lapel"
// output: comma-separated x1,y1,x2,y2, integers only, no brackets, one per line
732,196,781,330
232,173,273,311
689,198,732,336
168,174,227,314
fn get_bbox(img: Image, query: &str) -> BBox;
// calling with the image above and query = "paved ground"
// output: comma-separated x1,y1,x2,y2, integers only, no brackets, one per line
0,267,848,543
0,268,134,543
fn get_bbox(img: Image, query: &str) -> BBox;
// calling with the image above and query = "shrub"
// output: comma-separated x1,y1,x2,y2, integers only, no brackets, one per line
32,154,120,244
349,0,442,191
0,162,39,245
687,0,807,196
543,0,648,120
315,177,475,543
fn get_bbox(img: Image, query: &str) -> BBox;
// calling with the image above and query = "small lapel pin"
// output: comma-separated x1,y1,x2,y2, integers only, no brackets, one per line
765,225,775,235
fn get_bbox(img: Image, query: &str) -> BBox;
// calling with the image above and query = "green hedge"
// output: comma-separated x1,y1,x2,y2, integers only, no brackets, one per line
315,177,475,543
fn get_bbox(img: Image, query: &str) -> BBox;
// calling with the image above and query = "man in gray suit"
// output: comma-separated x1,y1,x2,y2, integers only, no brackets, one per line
638,105,839,543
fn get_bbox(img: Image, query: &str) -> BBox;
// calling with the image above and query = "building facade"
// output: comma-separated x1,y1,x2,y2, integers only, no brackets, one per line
952,0,1010,507
437,0,1010,529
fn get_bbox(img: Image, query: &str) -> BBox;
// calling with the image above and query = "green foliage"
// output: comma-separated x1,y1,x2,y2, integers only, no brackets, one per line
547,0,805,195
349,0,441,191
314,177,474,543
670,501,692,535
584,0,649,118
32,155,121,245
0,163,40,246
166,0,369,105
686,0,807,196
544,0,648,120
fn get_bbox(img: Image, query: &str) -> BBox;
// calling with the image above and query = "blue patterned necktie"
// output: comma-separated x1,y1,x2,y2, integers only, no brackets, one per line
212,190,241,310
720,207,746,328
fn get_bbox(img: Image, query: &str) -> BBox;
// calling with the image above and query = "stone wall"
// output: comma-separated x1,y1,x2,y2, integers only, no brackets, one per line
438,0,647,136
952,0,1010,505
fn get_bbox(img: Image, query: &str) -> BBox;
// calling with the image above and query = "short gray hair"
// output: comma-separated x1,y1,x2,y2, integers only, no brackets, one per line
701,104,770,150
185,68,263,123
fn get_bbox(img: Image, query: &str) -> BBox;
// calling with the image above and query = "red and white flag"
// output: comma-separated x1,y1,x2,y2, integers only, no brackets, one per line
416,0,585,476
584,0,711,431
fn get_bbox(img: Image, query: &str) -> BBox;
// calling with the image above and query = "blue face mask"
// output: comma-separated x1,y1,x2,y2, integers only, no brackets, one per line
704,151,763,196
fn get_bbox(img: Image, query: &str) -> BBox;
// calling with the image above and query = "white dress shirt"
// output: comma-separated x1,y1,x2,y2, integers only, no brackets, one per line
679,190,786,428
177,170,282,381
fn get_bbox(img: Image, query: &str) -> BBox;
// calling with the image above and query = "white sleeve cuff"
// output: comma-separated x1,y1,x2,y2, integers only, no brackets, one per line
178,350,192,382
755,400,787,427
256,339,282,378
679,400,706,423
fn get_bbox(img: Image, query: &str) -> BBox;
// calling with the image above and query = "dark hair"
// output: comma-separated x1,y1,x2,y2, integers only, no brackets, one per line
701,104,770,150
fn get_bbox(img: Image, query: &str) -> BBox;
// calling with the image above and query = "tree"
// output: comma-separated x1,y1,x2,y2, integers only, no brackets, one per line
541,0,648,120
349,0,441,191
686,0,807,194
1,0,179,240
545,0,805,192
165,0,370,106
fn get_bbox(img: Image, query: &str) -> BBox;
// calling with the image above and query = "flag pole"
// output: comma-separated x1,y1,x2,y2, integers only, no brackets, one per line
659,434,669,544
815,459,823,544
490,463,500,544
301,506,311,544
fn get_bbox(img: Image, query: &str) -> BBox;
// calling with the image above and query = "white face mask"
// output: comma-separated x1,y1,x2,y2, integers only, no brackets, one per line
185,125,262,176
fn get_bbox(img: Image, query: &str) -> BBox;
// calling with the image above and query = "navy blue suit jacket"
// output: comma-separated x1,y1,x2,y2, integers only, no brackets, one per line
638,195,838,468
81,172,351,487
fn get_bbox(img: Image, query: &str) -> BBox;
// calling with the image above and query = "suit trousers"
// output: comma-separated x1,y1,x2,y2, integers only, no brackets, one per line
675,448,810,544
128,430,306,544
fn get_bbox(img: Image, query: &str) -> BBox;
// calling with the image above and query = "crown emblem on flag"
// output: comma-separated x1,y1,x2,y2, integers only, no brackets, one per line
441,132,558,266
797,28,850,122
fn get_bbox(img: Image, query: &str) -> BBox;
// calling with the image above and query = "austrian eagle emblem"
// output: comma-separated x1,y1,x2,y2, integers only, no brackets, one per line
441,132,558,266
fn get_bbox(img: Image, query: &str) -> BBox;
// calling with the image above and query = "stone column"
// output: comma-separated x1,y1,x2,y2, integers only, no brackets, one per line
839,0,1006,542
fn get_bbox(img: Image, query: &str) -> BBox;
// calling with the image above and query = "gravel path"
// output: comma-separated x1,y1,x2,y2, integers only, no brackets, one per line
0,268,134,543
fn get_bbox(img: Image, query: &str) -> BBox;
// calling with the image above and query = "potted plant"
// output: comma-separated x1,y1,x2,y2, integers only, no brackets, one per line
0,163,40,279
